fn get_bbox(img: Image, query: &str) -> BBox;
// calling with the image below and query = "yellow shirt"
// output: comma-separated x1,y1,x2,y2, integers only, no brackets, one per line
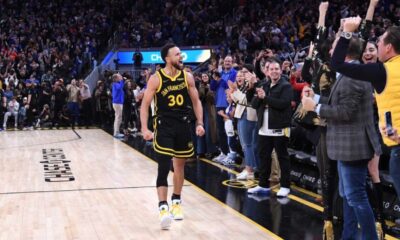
375,55,400,146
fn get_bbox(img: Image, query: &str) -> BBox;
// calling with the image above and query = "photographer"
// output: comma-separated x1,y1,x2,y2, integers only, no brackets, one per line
254,49,274,80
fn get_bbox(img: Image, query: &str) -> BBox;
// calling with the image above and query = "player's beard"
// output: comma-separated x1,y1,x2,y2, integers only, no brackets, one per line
172,61,184,70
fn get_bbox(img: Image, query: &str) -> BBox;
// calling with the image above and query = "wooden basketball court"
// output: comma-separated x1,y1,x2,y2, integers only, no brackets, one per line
0,129,278,240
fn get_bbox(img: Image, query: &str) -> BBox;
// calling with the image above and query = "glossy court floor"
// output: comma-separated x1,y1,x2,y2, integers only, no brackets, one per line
0,128,399,240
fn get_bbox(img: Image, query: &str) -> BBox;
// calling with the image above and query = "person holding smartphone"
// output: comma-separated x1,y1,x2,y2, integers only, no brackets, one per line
302,35,382,239
382,125,400,144
330,16,400,205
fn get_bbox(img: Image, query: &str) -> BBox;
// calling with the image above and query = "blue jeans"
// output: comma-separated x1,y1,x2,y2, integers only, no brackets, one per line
237,111,258,169
67,102,80,124
389,145,400,198
337,161,377,240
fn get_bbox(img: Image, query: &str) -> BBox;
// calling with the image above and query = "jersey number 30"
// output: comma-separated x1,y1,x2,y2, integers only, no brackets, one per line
168,94,184,107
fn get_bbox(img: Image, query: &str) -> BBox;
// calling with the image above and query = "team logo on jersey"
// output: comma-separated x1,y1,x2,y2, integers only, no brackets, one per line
188,142,193,148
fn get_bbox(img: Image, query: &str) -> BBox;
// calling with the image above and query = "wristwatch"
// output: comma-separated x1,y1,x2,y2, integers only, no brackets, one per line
340,31,352,40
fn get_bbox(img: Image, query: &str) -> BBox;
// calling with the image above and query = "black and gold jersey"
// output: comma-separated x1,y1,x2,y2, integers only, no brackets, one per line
154,69,192,118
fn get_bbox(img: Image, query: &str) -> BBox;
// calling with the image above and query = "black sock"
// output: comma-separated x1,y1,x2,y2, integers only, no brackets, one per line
172,194,181,201
159,201,168,208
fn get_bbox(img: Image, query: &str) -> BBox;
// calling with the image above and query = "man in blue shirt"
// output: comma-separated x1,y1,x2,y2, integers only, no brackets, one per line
210,56,237,162
112,73,125,138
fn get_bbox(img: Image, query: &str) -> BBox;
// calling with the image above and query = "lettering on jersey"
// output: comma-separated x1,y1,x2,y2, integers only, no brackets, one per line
160,81,187,97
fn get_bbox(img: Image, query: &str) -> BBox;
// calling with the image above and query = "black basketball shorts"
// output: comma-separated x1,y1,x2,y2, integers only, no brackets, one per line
153,116,194,158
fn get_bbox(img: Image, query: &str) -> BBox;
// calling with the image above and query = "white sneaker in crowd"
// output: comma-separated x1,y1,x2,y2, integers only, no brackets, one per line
114,133,125,139
276,197,290,205
212,152,226,162
236,170,248,180
276,187,290,198
221,155,235,165
247,185,270,194
248,194,270,202
237,170,255,180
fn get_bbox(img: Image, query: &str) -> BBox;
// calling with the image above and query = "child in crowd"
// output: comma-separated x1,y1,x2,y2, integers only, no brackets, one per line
217,93,238,165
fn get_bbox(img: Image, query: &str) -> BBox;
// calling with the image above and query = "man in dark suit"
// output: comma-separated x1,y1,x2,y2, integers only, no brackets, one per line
302,36,382,240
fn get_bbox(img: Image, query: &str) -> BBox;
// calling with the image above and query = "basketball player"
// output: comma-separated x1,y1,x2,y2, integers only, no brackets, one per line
140,43,205,230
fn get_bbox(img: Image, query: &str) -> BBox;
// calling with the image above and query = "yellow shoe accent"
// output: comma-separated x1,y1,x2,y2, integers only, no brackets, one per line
170,201,184,220
159,207,172,230
376,222,384,240
323,220,334,240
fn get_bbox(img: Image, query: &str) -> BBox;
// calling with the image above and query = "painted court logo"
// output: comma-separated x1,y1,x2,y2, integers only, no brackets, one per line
40,148,75,182
222,179,258,189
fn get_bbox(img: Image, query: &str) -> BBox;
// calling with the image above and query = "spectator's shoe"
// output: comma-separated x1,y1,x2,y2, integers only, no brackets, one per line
221,156,236,166
376,222,384,240
159,205,172,230
236,170,248,180
276,197,291,205
170,200,183,220
236,170,254,180
212,153,226,162
322,220,334,240
247,194,270,202
131,128,138,133
246,172,255,180
276,187,290,198
247,185,270,194
113,133,124,139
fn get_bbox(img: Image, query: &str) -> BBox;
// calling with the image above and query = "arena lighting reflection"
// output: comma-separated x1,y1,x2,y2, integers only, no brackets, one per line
117,49,211,64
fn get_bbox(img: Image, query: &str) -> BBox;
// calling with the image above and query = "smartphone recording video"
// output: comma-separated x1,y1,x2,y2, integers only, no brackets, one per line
385,111,394,136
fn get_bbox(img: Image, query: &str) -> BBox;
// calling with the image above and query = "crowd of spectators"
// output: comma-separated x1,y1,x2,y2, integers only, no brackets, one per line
116,0,400,62
0,0,119,130
1,0,399,132
1,0,400,236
